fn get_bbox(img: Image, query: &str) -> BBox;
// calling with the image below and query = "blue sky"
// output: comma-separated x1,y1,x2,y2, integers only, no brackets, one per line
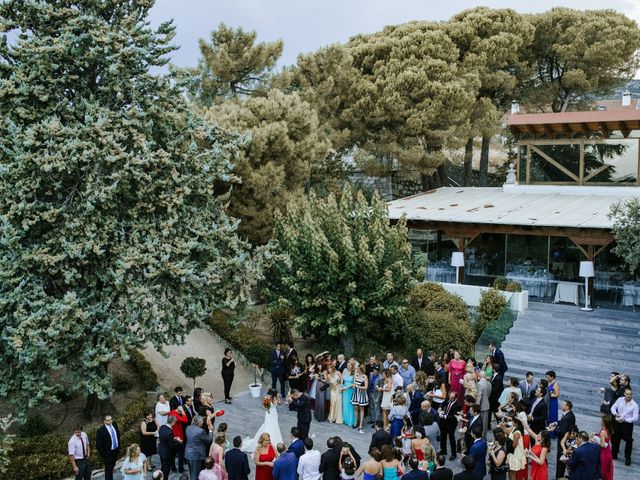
148,0,640,73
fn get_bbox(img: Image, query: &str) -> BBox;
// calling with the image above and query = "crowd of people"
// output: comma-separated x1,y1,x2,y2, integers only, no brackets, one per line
67,341,638,480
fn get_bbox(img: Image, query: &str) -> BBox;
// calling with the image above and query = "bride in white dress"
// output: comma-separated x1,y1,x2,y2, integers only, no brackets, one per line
242,389,283,452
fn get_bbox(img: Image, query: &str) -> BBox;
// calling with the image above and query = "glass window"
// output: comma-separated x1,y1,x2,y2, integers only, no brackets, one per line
584,139,638,184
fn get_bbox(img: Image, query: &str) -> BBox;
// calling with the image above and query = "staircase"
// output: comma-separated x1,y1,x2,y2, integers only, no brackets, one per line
499,302,640,417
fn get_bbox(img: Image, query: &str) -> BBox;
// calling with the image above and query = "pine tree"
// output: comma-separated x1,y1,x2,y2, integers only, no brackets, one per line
0,0,253,413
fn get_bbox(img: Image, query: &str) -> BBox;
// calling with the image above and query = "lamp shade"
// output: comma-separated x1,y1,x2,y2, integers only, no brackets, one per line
579,261,595,278
451,252,465,268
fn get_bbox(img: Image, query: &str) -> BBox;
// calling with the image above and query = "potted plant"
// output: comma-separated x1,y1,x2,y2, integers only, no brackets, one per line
249,363,262,398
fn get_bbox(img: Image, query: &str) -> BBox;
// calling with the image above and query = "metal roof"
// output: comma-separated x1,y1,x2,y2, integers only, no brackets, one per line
387,185,640,230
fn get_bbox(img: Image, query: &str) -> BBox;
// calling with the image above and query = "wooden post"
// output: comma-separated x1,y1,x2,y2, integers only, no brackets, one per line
526,142,531,184
579,139,585,185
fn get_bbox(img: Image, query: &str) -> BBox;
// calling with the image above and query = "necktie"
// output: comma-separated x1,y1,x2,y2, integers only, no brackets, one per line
446,401,453,416
80,435,86,459
178,396,183,405
109,425,118,449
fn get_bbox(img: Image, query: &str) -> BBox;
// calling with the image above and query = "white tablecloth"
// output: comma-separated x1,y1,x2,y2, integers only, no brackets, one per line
553,281,583,305
506,275,552,298
426,267,456,283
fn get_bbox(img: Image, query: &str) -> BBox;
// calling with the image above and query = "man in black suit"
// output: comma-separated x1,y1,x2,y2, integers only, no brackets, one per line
270,342,287,397
402,456,429,480
319,437,341,480
226,436,251,480
452,455,479,480
169,386,184,410
369,419,392,451
462,404,482,454
95,415,121,480
528,386,548,434
488,341,508,374
183,395,196,423
158,415,177,480
288,389,312,440
336,354,347,373
567,431,601,480
489,364,504,418
286,342,298,367
439,392,461,461
430,454,454,480
553,400,576,479
410,349,430,374
407,383,425,427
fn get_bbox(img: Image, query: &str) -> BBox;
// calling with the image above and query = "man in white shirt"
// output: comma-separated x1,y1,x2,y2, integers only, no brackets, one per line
68,424,92,480
155,393,171,427
390,365,404,391
610,387,639,465
298,437,322,480
518,372,535,406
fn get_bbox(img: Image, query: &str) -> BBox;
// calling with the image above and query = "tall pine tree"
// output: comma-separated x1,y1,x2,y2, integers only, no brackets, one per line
0,0,253,413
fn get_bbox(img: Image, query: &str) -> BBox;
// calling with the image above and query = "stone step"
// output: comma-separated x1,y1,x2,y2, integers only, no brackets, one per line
501,344,640,370
503,359,640,384
513,314,640,330
527,302,640,321
504,330,640,351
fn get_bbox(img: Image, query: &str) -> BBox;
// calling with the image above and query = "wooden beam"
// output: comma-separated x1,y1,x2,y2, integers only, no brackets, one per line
531,145,580,182
584,163,611,182
569,239,589,259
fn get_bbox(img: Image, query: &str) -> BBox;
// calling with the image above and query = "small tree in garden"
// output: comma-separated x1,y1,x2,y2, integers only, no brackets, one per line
180,357,207,390
262,184,422,354
610,198,640,275
476,289,508,335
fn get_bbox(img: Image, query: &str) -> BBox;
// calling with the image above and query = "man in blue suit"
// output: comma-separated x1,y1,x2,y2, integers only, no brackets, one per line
274,443,298,480
567,431,600,480
467,427,487,479
401,456,429,480
226,436,251,480
288,427,305,460
270,342,287,397
158,416,177,480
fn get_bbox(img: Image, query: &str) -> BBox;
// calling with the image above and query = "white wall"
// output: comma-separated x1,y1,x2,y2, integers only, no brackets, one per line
439,282,528,313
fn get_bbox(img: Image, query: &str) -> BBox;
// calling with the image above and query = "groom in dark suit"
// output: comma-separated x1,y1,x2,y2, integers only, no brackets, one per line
270,342,287,397
288,389,312,440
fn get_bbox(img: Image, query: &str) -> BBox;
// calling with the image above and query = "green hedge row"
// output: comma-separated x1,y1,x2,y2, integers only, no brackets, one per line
205,310,271,369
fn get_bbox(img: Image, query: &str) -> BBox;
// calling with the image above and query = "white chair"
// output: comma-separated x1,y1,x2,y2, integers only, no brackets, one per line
621,284,636,310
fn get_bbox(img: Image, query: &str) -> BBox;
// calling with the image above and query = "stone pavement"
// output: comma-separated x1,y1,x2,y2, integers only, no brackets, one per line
86,387,639,480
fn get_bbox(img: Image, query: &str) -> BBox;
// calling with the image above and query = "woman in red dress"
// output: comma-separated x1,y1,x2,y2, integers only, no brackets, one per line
448,351,467,401
598,415,614,480
254,432,277,480
527,431,550,480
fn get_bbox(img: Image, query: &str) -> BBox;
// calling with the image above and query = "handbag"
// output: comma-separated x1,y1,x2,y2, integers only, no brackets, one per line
320,382,330,392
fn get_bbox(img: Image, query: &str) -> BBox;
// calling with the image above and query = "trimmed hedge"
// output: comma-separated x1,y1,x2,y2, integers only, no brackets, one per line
476,288,508,335
408,282,469,323
404,309,475,358
5,453,69,480
205,310,271,369
126,349,159,391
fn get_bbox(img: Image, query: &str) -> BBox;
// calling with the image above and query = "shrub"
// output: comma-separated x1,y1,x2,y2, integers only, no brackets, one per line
16,413,49,439
493,277,508,290
126,349,159,391
4,453,69,480
180,357,207,389
476,288,508,335
404,310,475,358
408,282,468,323
270,307,292,345
113,373,134,392
505,281,522,292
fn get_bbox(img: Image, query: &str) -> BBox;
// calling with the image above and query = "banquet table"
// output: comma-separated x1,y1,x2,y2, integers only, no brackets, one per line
506,275,552,298
553,281,583,305
426,267,456,283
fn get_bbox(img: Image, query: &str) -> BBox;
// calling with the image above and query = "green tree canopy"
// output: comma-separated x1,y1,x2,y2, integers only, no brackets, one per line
522,8,640,112
262,185,422,354
343,21,479,188
203,89,330,244
188,22,283,105
0,0,253,411
609,197,640,275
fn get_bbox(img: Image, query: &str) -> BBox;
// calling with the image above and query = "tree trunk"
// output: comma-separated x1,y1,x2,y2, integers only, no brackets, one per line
463,138,473,186
340,333,355,357
84,393,115,420
479,136,490,187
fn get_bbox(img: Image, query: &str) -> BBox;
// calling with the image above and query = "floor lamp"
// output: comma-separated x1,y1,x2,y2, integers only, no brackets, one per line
451,252,465,284
579,260,594,312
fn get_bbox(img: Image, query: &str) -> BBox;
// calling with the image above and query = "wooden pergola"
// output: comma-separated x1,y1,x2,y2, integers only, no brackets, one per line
508,110,640,186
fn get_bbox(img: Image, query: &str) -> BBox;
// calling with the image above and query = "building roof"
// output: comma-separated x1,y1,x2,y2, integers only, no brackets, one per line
508,110,640,137
387,185,640,230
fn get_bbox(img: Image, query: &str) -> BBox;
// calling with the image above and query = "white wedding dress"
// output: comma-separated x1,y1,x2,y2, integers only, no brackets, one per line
241,405,284,452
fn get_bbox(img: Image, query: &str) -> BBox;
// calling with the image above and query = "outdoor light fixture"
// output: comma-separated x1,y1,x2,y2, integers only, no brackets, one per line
451,252,465,284
579,260,595,312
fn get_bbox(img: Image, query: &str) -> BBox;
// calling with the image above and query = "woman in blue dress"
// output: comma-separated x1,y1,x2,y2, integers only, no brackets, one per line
388,395,408,439
341,361,357,427
380,444,403,480
546,370,560,438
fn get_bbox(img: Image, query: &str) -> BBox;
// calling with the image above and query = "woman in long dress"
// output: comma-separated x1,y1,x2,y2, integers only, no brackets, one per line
598,415,614,480
254,433,277,480
304,354,316,406
314,358,328,422
527,431,550,480
341,361,357,427
378,369,394,430
448,351,466,401
210,433,228,480
546,371,560,438
327,364,343,424
505,417,527,480
242,390,283,453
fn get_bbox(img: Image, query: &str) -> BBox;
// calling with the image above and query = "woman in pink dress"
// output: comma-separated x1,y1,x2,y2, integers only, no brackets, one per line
448,351,466,401
598,415,614,480
210,433,228,480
